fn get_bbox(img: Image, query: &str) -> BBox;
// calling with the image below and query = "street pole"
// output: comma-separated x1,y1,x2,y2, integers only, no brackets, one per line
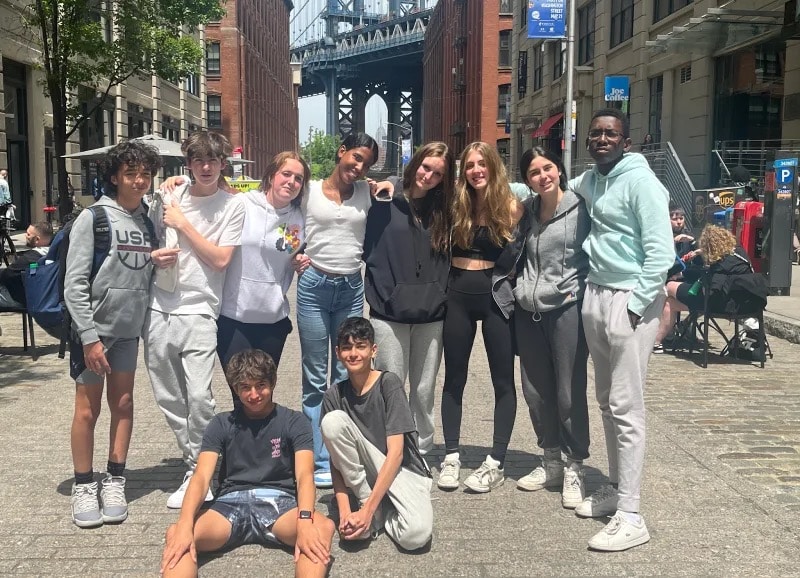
563,0,577,177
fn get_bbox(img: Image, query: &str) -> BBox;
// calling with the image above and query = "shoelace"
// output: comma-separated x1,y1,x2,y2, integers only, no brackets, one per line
604,514,623,534
472,463,495,482
101,478,127,507
440,461,458,479
564,472,582,490
592,485,616,502
73,482,99,512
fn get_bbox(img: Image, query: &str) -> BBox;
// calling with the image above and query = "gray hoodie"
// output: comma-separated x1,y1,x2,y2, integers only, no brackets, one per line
65,196,155,345
513,188,590,315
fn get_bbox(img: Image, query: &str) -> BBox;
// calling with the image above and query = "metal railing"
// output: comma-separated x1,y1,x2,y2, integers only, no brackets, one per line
714,139,800,186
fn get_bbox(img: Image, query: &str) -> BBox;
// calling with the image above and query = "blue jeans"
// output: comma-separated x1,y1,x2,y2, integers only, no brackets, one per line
296,265,364,473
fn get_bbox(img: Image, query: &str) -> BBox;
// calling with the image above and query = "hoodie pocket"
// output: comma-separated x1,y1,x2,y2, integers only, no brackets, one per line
386,282,447,323
95,287,149,336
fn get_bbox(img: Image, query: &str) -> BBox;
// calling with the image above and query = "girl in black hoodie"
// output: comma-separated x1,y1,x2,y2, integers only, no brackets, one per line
363,142,455,456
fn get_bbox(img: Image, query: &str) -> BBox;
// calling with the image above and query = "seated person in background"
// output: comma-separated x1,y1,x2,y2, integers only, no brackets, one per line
0,222,53,308
321,317,433,551
160,349,334,578
670,207,696,260
654,225,752,352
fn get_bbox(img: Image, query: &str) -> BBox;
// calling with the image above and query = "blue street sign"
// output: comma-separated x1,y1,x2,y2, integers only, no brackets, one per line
527,0,566,39
604,76,630,101
776,166,795,185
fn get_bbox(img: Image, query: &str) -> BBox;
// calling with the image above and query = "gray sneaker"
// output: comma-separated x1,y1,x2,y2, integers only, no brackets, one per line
575,483,618,518
100,474,128,523
71,481,103,528
517,460,565,491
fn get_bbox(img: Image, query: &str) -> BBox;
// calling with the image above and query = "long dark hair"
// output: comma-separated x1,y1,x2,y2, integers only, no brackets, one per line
519,147,568,192
401,141,454,253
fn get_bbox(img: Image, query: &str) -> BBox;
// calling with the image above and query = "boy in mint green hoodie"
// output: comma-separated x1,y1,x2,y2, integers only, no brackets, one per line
568,109,673,552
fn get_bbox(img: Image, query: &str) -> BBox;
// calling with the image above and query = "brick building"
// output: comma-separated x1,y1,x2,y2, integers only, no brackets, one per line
205,0,298,180
422,0,514,167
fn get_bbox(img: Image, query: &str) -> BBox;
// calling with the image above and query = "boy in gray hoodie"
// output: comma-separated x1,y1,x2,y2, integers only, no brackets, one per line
65,140,162,528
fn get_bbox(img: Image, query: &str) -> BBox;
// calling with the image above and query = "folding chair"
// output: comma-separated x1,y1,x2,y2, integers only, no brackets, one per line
0,304,37,360
672,273,771,368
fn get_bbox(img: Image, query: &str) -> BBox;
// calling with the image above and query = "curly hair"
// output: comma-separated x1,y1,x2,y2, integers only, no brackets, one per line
261,151,310,208
224,349,277,391
401,141,454,253
451,142,515,249
699,225,737,265
101,140,162,196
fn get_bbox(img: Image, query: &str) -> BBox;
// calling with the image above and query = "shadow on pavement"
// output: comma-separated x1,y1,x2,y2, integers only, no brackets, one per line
56,459,189,501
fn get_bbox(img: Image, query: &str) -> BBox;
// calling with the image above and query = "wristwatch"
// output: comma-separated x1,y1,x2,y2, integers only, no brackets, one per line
298,509,314,521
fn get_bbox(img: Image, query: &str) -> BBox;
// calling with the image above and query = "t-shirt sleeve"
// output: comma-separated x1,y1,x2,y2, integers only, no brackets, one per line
199,414,227,454
217,195,246,247
380,372,417,437
288,411,314,453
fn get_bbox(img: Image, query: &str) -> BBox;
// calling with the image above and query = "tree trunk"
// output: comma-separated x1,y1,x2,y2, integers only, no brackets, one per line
53,101,74,223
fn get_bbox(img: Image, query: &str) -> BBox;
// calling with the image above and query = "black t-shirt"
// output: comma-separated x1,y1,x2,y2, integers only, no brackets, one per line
200,404,313,498
322,371,430,478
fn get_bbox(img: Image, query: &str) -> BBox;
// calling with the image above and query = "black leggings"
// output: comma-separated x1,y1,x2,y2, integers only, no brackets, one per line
441,268,517,466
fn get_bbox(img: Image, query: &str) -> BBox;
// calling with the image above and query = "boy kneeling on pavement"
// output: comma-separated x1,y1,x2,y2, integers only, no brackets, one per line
160,350,334,578
321,317,433,550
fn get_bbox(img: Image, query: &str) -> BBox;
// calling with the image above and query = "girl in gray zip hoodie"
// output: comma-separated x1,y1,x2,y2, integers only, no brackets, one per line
510,148,591,510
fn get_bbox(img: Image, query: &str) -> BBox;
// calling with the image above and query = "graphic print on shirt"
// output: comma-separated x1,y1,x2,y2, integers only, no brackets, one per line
275,223,301,253
115,228,153,270
271,437,282,458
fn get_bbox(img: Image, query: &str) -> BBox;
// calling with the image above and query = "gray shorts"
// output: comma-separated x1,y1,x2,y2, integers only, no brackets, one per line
206,488,297,549
70,336,139,385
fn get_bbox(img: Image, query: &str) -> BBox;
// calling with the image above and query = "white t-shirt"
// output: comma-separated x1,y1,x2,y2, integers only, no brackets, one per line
220,191,305,324
150,188,245,317
303,179,371,275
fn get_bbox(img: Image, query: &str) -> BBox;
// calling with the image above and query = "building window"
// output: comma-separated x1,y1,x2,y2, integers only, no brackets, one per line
185,73,200,97
500,0,512,14
521,0,528,25
206,42,221,75
207,95,222,128
680,64,692,84
653,0,692,23
578,1,596,65
517,50,528,96
610,0,634,48
533,45,544,91
499,30,511,68
498,84,510,121
552,41,565,80
497,138,510,168
648,75,663,143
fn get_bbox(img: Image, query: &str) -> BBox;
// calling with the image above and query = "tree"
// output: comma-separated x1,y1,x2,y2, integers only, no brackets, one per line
19,0,225,218
301,128,340,180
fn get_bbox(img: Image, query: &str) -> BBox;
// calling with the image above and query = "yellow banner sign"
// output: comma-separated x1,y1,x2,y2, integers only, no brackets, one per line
226,179,261,193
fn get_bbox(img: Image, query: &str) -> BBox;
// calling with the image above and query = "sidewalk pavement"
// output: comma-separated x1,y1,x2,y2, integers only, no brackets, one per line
1,284,800,577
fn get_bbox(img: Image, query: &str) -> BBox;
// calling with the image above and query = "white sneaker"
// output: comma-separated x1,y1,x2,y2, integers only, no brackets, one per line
167,471,213,509
100,474,128,523
516,460,564,491
588,512,650,551
561,467,585,509
437,457,461,490
463,456,504,493
71,481,103,528
575,484,618,518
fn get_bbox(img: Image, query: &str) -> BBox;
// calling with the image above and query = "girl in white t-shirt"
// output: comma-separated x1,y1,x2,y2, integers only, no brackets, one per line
293,133,378,488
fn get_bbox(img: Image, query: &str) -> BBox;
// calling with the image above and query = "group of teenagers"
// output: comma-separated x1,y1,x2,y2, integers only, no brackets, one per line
64,107,679,577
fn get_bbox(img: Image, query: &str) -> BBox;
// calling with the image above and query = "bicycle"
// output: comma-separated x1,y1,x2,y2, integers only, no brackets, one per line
0,211,16,267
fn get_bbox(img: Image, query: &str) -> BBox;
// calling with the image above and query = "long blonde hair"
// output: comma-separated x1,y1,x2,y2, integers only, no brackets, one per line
451,142,514,249
699,225,737,265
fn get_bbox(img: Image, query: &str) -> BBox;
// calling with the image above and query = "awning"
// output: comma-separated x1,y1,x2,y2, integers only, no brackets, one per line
532,113,564,138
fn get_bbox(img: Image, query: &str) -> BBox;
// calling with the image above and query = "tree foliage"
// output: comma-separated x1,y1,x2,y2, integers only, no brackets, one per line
18,0,225,217
301,128,340,180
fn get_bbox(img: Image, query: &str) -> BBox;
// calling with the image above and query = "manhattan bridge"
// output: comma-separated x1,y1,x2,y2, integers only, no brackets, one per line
290,0,439,170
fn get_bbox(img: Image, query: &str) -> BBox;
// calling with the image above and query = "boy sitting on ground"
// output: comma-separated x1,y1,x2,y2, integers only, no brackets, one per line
321,317,433,551
160,349,334,578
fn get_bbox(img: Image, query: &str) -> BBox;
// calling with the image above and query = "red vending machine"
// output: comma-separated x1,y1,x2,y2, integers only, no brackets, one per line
732,201,765,272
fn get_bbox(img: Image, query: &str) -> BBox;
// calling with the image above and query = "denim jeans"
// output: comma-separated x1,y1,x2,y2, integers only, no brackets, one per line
296,265,364,473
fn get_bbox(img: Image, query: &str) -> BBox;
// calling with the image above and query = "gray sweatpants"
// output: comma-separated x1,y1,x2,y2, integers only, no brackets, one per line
321,410,433,551
581,283,665,513
515,301,590,462
371,318,442,454
144,310,217,469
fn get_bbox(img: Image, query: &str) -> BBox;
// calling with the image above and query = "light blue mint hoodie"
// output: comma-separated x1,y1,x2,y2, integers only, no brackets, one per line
568,153,673,316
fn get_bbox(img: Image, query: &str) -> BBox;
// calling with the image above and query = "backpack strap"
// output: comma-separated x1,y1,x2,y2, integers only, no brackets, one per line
88,206,111,280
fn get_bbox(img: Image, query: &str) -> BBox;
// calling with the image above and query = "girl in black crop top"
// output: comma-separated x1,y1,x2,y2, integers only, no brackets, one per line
438,142,523,496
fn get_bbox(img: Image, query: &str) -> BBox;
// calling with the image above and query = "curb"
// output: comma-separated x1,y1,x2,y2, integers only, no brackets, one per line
764,312,800,345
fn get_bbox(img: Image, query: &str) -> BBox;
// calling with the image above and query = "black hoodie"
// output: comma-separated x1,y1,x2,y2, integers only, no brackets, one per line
363,183,449,324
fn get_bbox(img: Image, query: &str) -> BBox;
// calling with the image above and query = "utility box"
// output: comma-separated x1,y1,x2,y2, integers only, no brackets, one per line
733,201,765,273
